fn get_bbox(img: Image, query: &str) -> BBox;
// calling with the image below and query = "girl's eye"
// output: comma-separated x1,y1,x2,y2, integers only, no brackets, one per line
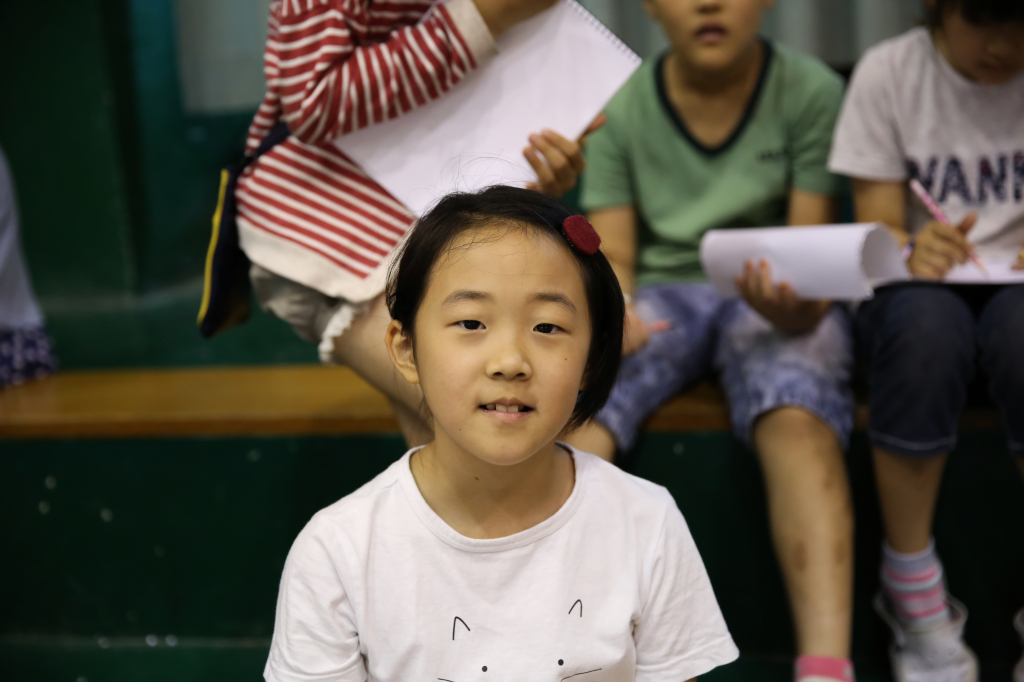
534,323,561,334
458,320,484,330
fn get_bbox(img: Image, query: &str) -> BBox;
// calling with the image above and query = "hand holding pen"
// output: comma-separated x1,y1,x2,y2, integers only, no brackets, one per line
908,179,987,279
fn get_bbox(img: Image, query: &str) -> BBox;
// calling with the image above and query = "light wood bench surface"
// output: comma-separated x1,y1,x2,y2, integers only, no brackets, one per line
0,365,998,439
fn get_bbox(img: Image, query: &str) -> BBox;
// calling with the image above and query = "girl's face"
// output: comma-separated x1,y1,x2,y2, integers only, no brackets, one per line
934,7,1024,84
389,226,592,467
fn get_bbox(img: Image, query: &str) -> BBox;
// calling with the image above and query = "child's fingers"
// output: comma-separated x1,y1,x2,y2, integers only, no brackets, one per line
928,224,971,263
541,130,585,175
758,260,777,304
739,261,758,299
523,146,556,192
920,237,964,266
529,134,575,187
913,250,954,278
956,212,978,236
778,282,800,308
1014,242,1024,271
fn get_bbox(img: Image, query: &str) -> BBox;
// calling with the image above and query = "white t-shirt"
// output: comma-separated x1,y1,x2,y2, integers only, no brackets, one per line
828,27,1024,258
265,446,738,682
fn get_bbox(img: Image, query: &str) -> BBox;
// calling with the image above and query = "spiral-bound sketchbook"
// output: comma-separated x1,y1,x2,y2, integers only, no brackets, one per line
334,0,641,216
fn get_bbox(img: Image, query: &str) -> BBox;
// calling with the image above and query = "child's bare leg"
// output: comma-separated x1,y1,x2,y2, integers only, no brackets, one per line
330,292,432,445
754,407,853,659
872,448,948,553
565,421,617,461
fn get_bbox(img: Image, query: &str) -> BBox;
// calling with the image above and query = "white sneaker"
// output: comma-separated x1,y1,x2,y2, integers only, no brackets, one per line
1013,607,1024,682
874,592,978,682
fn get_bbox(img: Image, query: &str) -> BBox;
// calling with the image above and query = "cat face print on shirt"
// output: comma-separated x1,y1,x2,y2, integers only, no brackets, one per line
436,599,603,682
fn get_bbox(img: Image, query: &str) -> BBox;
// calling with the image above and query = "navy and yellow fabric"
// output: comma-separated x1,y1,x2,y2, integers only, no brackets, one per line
197,123,289,338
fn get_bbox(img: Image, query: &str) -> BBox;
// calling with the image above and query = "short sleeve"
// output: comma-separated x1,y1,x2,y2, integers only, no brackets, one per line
633,495,739,682
265,518,366,682
827,47,906,182
580,99,635,212
788,65,846,196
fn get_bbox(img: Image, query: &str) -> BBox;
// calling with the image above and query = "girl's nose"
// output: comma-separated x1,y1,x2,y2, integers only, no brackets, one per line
486,334,532,380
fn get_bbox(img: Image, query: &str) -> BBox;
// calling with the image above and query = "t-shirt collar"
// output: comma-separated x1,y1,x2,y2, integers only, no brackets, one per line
655,36,775,157
398,442,590,553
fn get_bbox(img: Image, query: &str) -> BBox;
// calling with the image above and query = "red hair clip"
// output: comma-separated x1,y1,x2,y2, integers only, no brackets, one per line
562,215,601,255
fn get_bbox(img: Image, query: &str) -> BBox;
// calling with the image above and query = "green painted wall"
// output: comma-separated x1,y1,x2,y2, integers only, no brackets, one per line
127,0,254,292
2,432,1022,680
0,1,137,297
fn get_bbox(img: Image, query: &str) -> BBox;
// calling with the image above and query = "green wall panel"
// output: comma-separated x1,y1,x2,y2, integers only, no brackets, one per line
1,435,408,637
128,0,255,292
43,288,316,369
2,432,1022,668
0,0,137,297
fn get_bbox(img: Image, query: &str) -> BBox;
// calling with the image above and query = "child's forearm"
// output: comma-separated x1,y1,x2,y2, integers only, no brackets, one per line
852,179,909,244
273,0,497,146
588,206,638,296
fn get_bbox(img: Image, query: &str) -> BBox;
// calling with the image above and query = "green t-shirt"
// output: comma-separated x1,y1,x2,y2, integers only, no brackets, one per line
581,40,845,286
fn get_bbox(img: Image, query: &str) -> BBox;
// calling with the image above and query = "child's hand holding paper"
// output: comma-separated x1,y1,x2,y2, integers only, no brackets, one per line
524,114,606,197
735,260,831,335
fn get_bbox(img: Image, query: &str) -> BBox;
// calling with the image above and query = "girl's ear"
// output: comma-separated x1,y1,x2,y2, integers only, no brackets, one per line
385,320,420,385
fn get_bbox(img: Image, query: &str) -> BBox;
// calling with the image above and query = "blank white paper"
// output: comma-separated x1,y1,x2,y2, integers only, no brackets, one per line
334,0,641,216
944,259,1024,284
700,223,910,301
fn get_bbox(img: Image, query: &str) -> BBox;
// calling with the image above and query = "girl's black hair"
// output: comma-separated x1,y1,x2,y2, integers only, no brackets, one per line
386,185,624,432
927,0,1024,26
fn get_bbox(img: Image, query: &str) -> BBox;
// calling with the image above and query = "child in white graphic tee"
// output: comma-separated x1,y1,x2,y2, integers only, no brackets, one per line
264,187,738,682
828,1,1024,681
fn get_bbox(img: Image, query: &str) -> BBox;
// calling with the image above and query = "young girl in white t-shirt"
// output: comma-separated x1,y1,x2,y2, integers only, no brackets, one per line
828,1,1024,681
263,186,739,682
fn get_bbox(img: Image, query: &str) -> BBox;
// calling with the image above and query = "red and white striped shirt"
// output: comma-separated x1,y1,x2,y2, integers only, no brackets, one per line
236,0,496,301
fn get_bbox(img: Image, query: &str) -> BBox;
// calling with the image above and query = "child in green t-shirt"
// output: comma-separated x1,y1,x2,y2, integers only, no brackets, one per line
567,2,856,681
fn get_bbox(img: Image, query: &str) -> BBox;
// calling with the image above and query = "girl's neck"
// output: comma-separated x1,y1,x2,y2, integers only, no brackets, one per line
667,39,763,96
410,435,575,540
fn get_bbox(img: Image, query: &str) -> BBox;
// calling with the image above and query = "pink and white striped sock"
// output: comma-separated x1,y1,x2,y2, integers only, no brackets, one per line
795,655,854,682
881,540,950,628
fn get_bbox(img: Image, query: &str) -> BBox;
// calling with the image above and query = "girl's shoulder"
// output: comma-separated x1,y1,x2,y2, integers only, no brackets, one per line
570,447,681,528
300,453,411,540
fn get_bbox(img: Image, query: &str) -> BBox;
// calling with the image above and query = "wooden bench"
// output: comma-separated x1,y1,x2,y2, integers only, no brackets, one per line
0,365,999,439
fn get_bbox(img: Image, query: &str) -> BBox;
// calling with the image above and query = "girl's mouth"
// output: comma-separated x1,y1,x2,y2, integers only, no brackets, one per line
480,404,534,413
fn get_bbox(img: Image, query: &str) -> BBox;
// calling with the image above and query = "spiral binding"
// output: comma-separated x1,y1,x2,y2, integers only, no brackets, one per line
564,0,641,63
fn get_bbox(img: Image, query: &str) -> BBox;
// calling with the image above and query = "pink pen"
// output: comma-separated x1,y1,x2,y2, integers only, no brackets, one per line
908,178,987,275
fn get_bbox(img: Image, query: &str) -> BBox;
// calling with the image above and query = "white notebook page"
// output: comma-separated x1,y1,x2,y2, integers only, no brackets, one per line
700,224,910,301
335,0,641,216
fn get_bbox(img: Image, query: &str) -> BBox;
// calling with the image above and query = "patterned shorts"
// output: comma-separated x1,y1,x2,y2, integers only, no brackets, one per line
0,325,58,388
597,283,855,450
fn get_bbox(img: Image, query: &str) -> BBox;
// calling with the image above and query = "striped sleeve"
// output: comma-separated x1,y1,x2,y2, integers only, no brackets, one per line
265,0,496,147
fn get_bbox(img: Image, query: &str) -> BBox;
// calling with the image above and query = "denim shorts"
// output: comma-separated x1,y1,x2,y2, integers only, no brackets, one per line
597,283,855,450
856,282,1024,459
